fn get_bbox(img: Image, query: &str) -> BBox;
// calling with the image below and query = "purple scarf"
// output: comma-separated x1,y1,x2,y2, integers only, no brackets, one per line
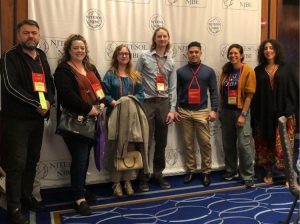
94,115,105,171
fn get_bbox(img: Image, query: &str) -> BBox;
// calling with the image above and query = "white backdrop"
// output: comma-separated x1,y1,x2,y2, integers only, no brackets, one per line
28,0,261,188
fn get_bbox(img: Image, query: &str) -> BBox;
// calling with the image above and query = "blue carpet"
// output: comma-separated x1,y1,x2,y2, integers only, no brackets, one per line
0,171,298,223
52,185,297,224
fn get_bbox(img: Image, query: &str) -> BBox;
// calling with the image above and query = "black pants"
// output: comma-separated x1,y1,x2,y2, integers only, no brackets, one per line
2,117,44,211
142,98,169,177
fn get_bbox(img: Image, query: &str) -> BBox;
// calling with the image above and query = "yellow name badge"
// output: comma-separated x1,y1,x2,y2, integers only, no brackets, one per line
32,73,47,92
92,83,105,100
157,83,165,91
156,73,166,92
96,89,105,100
35,82,46,92
32,72,48,109
228,97,237,105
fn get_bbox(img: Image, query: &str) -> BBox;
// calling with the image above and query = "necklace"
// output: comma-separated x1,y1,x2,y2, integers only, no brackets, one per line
265,64,278,89
265,64,278,77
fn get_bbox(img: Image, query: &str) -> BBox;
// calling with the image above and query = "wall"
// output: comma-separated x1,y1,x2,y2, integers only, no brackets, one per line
1,1,277,54
277,0,299,131
0,0,28,53
0,0,292,188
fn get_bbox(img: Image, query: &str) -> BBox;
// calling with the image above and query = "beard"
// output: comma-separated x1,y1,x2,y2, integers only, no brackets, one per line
21,40,39,50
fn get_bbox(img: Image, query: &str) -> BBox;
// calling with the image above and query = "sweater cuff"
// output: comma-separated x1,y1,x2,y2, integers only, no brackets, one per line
170,106,176,112
211,107,218,112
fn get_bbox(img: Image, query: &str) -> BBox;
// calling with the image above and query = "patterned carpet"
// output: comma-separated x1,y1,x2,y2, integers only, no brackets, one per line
47,172,298,224
0,172,298,224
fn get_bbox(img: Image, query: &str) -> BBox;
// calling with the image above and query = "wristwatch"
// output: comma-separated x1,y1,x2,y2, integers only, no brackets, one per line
241,111,248,117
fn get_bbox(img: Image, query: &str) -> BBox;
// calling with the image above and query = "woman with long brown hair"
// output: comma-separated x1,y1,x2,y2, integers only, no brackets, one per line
102,44,144,197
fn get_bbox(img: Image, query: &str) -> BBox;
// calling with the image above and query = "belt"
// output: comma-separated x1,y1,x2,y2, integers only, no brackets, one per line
144,97,168,102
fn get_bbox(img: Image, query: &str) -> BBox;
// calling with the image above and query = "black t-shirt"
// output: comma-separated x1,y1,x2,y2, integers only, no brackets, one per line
222,68,240,110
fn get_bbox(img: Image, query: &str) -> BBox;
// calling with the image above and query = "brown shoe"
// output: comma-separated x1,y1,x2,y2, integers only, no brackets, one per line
154,176,171,189
124,181,135,196
112,183,123,198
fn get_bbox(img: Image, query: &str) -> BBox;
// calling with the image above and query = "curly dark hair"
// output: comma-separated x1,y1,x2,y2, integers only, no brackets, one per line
58,34,93,70
257,39,285,65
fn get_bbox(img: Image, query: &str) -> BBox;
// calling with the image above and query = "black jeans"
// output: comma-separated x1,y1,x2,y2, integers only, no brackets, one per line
2,117,44,211
142,98,169,177
63,136,92,200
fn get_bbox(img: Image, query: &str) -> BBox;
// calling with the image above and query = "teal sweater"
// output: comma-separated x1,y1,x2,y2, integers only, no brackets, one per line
102,70,144,116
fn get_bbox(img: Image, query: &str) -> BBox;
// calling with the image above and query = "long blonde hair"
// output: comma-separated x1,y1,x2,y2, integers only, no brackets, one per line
109,44,141,84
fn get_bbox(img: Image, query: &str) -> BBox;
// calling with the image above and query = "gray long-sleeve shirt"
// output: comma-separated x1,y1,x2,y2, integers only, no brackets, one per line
136,50,177,112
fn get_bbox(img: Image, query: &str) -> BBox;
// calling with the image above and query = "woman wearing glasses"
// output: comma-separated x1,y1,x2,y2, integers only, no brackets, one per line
102,44,144,197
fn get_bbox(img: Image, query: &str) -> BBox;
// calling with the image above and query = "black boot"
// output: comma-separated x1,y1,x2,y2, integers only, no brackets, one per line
8,208,29,224
21,197,45,211
202,173,211,187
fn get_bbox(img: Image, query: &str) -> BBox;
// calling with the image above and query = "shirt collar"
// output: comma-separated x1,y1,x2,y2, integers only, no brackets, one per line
151,49,169,57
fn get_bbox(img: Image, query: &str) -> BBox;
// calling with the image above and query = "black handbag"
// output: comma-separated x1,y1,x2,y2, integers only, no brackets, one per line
56,110,96,140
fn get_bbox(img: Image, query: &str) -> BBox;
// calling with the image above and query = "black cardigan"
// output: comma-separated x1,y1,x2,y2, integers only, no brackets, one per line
54,62,103,116
251,63,299,147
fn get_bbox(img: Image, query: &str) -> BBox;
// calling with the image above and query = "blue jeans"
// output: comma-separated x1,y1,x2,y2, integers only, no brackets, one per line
63,136,92,200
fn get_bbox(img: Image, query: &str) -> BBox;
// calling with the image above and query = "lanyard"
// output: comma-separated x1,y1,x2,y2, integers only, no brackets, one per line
26,56,48,109
155,55,167,75
188,64,201,89
119,76,135,97
70,61,86,75
70,61,104,101
227,64,244,93
25,56,45,75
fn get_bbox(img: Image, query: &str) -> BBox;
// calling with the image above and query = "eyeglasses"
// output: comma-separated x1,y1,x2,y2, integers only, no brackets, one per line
118,52,130,56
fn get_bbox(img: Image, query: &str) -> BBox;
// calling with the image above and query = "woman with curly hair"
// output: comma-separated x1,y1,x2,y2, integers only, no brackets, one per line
54,34,105,215
251,39,299,185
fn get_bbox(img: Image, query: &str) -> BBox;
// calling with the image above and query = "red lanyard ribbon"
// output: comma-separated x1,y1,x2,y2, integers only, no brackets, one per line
188,64,202,104
226,64,244,105
188,64,201,89
119,76,135,97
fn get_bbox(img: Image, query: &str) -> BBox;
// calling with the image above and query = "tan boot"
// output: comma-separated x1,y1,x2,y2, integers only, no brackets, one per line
112,183,123,198
124,181,134,196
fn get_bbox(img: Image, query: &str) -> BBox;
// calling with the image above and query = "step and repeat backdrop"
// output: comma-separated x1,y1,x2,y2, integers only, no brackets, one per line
28,0,261,188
